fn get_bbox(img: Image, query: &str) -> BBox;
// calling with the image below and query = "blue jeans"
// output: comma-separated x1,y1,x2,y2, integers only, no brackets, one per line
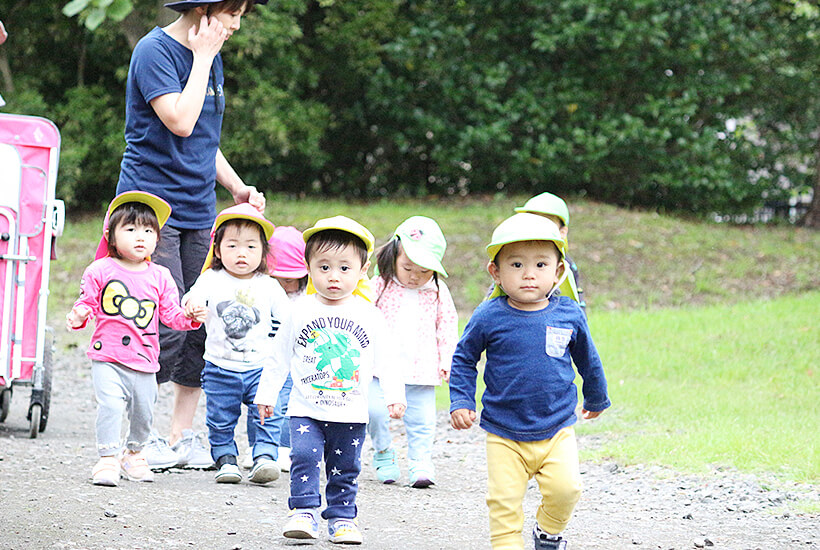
368,378,437,475
201,362,277,461
289,416,365,520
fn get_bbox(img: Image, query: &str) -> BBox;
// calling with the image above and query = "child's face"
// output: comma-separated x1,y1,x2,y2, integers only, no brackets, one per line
275,276,301,296
215,224,264,279
395,246,434,289
109,222,157,265
488,240,564,311
307,244,369,305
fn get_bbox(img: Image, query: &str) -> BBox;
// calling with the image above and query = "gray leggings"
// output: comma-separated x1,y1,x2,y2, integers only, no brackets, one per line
92,361,157,456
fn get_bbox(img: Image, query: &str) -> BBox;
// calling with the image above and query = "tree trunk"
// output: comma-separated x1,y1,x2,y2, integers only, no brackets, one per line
798,135,820,229
0,49,13,95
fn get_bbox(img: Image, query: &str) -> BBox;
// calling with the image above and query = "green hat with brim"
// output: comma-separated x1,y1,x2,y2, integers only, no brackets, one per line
394,216,448,277
514,192,570,227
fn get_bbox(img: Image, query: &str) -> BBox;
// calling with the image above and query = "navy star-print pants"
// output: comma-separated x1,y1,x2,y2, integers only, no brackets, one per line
288,416,366,519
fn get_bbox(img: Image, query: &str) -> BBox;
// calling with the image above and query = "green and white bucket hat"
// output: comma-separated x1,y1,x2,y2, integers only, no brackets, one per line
394,216,449,277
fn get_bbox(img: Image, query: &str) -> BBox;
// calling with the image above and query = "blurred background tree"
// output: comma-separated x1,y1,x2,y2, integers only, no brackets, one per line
1,0,817,225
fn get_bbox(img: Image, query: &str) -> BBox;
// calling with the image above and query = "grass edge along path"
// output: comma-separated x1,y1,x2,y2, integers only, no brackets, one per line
437,292,819,484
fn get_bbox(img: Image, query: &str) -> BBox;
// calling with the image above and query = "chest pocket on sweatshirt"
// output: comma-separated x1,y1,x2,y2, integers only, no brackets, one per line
545,326,573,358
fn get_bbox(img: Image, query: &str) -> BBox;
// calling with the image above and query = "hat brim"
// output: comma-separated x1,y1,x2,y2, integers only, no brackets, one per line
201,208,275,272
271,267,308,279
486,236,565,261
108,191,172,229
165,0,267,12
302,217,375,258
401,245,448,277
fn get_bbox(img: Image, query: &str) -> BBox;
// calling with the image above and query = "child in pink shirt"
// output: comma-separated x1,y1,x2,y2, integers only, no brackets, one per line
368,216,458,487
67,191,203,487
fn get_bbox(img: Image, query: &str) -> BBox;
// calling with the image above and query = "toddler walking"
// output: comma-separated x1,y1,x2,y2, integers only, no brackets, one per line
255,216,406,545
183,203,291,484
450,213,610,550
368,216,458,487
67,191,203,486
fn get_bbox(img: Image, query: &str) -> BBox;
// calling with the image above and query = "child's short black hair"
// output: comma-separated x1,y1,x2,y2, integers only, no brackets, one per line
304,229,368,267
211,219,270,275
107,202,161,259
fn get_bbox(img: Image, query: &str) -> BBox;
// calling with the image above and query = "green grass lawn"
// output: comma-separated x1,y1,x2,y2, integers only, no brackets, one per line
53,195,820,482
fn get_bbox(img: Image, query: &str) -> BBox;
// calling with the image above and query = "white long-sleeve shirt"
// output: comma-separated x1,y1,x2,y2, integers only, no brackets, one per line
183,269,291,372
255,294,406,423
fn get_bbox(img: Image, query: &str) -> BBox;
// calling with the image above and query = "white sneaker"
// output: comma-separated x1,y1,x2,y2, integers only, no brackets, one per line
276,447,291,472
283,509,320,540
172,430,213,469
241,447,254,470
249,456,280,484
143,433,180,470
214,456,242,484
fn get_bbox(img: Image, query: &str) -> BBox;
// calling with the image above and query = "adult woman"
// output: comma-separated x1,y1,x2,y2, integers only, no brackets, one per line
116,0,267,468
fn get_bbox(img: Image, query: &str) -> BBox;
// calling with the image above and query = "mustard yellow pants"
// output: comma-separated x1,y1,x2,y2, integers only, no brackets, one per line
485,427,582,550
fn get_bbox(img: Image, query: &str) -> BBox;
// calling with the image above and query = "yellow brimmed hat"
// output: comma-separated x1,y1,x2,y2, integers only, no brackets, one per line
486,213,570,301
514,192,570,227
94,191,172,260
486,213,566,261
303,215,375,301
302,215,375,258
201,203,275,272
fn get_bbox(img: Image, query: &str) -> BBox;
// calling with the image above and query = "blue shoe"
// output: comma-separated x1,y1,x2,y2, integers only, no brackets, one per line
373,448,400,484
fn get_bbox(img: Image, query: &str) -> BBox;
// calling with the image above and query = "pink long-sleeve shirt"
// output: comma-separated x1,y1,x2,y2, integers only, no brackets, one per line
72,257,200,373
372,276,459,386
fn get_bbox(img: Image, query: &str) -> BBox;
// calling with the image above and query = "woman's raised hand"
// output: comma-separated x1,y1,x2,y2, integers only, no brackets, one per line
187,15,227,60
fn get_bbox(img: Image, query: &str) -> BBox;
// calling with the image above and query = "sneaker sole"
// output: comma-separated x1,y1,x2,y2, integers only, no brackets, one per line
283,529,318,540
121,469,154,482
92,477,119,487
249,463,280,484
411,478,434,488
215,472,242,484
148,460,179,471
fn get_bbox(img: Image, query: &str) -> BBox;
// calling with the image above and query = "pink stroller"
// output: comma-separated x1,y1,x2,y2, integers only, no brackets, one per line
0,113,64,437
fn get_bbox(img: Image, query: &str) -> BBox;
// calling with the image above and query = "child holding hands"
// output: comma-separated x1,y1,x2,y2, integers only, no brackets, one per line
449,213,610,550
368,216,458,487
67,192,204,486
255,216,406,545
182,203,291,485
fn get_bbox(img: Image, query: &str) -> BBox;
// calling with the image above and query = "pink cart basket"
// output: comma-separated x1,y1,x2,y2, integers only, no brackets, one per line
0,113,64,437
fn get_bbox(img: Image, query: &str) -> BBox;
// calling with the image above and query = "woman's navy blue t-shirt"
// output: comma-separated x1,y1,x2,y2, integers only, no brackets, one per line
117,27,224,229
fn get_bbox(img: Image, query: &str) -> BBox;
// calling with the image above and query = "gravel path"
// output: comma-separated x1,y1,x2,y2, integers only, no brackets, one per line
0,336,817,550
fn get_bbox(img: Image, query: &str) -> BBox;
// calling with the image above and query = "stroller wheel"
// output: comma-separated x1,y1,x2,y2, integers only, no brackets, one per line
28,403,42,438
0,389,10,422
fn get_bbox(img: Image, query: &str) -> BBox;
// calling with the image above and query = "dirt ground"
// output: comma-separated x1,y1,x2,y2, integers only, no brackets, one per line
0,332,817,550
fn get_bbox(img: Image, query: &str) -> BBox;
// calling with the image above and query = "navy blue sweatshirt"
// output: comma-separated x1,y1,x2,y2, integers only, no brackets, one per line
449,296,610,442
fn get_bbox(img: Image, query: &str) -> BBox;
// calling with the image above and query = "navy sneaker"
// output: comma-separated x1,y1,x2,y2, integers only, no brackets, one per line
533,524,567,549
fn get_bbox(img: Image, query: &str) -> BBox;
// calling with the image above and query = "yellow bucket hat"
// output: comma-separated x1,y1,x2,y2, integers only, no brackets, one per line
201,203,275,272
303,215,375,301
94,191,172,260
486,213,572,300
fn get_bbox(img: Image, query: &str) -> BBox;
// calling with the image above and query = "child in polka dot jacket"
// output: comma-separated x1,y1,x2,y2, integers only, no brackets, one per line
368,216,458,488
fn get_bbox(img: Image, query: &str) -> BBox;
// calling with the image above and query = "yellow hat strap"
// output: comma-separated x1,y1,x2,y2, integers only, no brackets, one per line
306,275,374,303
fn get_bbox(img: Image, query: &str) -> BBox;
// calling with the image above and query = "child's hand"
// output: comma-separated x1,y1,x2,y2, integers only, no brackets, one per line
450,408,476,430
65,306,91,330
185,303,207,323
439,368,450,383
257,404,275,425
581,408,602,420
387,403,405,419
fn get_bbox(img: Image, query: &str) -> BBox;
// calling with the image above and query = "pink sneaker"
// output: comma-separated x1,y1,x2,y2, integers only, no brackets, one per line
120,451,154,482
91,456,120,487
